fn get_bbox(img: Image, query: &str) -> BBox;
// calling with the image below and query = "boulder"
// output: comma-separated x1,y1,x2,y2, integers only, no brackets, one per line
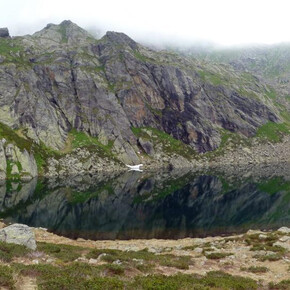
138,138,155,156
277,227,290,234
0,28,9,38
0,223,37,250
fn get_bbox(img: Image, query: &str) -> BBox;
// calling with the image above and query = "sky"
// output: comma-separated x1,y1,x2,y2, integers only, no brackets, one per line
1,0,290,47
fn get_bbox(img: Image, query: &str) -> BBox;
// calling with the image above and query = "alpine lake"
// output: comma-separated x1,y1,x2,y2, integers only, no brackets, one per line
1,162,289,240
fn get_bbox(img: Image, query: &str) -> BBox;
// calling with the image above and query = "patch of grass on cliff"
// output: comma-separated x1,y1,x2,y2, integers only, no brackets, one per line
198,70,225,86
131,127,196,159
69,129,117,160
0,38,29,66
256,122,290,142
6,160,22,180
257,177,290,195
204,129,248,160
265,88,277,100
0,38,22,56
0,122,58,175
133,50,156,64
0,122,32,151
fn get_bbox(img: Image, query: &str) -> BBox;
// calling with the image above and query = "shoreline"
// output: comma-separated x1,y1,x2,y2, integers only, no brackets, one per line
1,221,289,288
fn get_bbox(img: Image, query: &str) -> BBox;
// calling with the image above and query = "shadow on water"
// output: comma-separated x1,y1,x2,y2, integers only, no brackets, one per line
0,163,290,240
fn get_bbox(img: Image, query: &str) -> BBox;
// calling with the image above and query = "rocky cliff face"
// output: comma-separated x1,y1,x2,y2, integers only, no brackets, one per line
0,21,288,177
0,139,37,180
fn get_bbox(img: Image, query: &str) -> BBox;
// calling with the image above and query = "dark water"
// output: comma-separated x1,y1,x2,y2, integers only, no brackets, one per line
0,164,290,240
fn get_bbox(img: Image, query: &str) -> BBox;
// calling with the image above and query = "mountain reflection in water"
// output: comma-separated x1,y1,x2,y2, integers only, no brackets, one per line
0,163,289,240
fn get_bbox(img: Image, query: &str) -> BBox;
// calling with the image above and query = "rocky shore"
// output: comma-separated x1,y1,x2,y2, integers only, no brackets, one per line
0,221,289,289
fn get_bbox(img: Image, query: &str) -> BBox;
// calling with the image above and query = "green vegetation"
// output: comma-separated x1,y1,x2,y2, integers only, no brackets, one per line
250,244,286,254
58,25,68,43
69,129,114,158
87,248,194,270
131,271,258,290
205,252,233,260
198,70,225,86
241,266,269,273
244,232,286,261
1,239,287,289
203,128,249,161
37,242,85,262
0,122,60,176
0,265,15,289
269,279,290,289
255,122,290,142
11,263,260,290
257,177,290,195
67,182,114,204
133,50,156,63
0,38,30,67
265,88,277,100
245,232,280,246
0,241,30,262
0,123,33,152
254,253,284,262
0,38,22,56
131,127,196,159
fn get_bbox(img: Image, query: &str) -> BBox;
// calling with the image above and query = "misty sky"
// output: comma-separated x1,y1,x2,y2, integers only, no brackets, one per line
1,0,290,46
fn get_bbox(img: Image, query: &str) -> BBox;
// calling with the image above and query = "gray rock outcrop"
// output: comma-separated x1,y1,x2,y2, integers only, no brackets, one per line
0,28,9,38
0,139,6,179
0,223,36,250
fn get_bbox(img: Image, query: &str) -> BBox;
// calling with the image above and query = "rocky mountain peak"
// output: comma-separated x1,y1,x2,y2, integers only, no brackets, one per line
105,31,138,50
33,20,93,47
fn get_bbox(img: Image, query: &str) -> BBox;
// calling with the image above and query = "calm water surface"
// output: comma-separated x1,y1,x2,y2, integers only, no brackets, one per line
1,164,289,240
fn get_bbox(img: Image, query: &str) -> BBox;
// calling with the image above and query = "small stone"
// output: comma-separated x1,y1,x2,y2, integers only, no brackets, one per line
279,236,290,242
96,253,107,262
194,247,203,253
88,258,98,264
148,247,162,253
32,259,39,264
259,234,267,239
132,258,144,265
113,259,122,265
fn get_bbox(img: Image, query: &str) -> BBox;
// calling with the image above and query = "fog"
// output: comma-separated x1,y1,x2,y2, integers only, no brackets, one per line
1,0,290,47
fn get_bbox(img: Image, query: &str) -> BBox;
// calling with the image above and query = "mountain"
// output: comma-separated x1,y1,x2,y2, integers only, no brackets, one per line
0,21,289,179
